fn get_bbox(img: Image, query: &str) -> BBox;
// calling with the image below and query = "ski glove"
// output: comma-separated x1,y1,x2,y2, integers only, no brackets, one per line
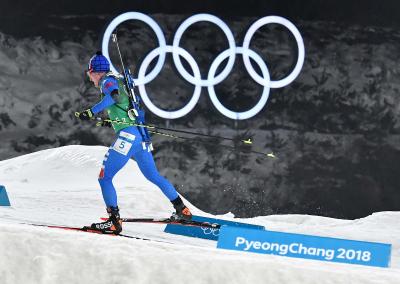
77,109,94,120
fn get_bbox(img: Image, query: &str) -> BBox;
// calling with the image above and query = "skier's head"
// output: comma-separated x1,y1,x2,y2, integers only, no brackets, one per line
87,51,110,87
88,51,110,72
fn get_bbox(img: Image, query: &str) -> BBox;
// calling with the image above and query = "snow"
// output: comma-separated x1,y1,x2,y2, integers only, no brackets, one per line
0,145,399,284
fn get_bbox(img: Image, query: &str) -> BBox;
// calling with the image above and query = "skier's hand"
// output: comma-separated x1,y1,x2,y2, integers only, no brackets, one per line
75,109,94,121
96,120,112,128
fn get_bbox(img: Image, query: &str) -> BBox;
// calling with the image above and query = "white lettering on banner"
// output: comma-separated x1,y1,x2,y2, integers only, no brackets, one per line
261,242,271,250
235,237,246,247
252,241,261,249
102,12,305,120
234,237,373,261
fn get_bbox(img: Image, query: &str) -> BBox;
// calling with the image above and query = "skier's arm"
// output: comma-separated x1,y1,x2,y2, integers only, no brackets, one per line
91,77,119,114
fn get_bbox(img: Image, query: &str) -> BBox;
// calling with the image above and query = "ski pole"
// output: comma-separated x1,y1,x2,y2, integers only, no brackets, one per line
74,113,275,158
147,128,276,158
91,116,253,145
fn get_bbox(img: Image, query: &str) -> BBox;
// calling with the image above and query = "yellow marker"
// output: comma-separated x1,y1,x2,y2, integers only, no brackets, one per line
267,153,276,158
242,139,252,144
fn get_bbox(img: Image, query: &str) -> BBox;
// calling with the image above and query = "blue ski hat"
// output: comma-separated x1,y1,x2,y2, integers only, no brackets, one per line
88,51,110,72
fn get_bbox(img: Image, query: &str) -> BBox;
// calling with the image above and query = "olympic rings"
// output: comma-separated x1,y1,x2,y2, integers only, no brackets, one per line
102,12,305,120
201,223,220,236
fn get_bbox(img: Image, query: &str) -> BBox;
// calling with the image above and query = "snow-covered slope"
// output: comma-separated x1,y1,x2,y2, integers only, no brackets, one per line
0,145,399,283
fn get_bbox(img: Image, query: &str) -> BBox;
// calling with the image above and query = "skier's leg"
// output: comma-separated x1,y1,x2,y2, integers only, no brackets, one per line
92,132,137,235
132,149,179,201
98,146,130,208
131,147,192,220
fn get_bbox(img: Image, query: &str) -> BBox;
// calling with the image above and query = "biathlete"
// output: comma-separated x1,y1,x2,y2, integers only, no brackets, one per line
76,51,192,234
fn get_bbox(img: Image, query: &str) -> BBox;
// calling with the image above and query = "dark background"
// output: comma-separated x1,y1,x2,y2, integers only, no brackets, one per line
2,0,400,38
0,0,399,219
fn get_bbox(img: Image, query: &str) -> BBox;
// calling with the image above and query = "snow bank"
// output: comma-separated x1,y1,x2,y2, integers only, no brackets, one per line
0,146,399,284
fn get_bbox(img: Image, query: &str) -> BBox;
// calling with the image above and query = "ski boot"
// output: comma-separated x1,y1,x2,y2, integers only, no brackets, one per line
171,196,192,221
90,206,122,234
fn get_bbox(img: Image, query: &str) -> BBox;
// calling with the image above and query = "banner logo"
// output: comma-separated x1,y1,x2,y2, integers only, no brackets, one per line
103,12,305,120
201,223,220,237
217,227,392,268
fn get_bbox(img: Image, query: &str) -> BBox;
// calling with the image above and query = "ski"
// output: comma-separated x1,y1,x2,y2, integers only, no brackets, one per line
101,217,221,229
34,224,115,234
22,223,169,242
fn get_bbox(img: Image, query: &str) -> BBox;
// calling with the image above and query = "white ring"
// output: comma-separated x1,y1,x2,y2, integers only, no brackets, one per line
138,45,202,119
172,14,236,87
208,47,270,120
102,12,167,85
242,16,305,88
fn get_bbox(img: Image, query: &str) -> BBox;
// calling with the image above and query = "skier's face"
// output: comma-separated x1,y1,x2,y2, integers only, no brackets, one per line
87,71,103,88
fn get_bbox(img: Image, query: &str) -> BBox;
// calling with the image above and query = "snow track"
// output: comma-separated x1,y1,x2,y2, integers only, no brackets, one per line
0,146,399,283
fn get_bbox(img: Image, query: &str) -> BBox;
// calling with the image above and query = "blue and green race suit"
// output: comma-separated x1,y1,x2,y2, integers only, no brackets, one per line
90,73,179,207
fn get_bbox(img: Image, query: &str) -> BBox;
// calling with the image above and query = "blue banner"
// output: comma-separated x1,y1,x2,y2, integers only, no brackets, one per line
217,226,392,268
164,215,264,241
0,185,10,206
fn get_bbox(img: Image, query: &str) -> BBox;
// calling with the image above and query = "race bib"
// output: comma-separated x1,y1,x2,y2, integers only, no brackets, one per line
112,138,133,156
